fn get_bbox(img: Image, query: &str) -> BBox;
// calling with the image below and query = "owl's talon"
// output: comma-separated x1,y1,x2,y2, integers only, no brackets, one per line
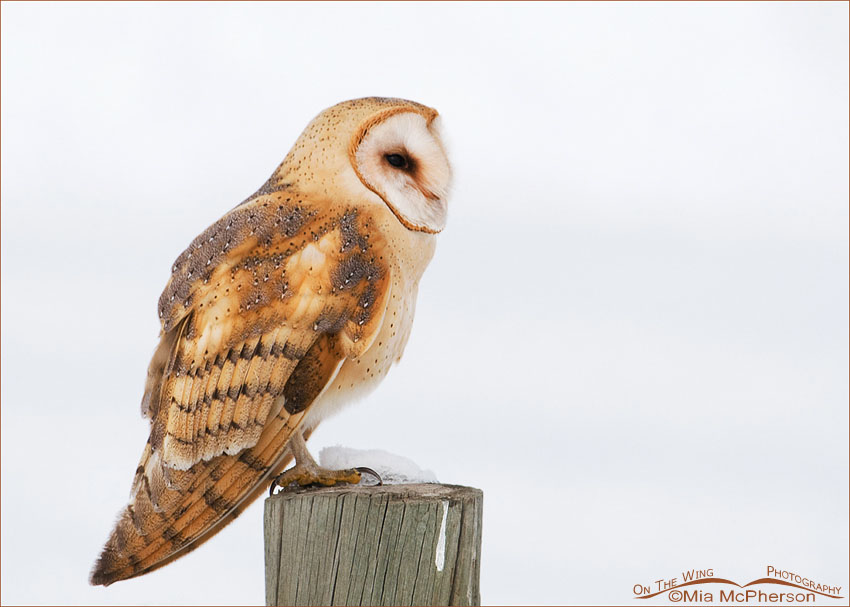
355,466,383,486
269,473,285,497
268,464,363,495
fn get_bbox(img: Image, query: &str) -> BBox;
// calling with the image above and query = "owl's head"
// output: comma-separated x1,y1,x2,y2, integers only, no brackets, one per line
277,98,452,234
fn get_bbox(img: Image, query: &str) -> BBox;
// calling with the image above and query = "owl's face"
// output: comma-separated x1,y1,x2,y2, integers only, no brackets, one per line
350,109,451,234
274,98,451,234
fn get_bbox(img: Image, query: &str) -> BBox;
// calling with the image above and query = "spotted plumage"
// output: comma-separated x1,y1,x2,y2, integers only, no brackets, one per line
91,97,451,586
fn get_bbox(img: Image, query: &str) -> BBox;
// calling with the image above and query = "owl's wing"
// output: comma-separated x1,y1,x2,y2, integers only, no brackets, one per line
91,194,393,585
154,197,391,470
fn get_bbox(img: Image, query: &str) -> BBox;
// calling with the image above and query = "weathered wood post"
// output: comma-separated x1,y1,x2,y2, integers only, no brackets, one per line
264,484,483,606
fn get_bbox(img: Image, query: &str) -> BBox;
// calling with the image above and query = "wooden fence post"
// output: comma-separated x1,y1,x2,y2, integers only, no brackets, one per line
264,483,483,606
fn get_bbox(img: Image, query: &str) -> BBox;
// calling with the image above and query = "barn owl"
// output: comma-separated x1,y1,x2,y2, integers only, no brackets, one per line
90,97,451,586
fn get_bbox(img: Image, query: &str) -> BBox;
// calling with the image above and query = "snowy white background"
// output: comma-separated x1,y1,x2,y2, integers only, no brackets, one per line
2,2,847,605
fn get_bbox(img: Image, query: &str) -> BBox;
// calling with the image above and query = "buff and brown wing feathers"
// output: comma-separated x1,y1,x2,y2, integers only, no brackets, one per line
91,191,392,585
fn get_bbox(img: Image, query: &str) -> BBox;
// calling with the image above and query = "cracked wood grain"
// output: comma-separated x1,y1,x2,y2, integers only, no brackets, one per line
264,484,482,606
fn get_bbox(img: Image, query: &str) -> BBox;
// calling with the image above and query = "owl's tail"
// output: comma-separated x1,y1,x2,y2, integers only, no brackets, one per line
89,421,308,586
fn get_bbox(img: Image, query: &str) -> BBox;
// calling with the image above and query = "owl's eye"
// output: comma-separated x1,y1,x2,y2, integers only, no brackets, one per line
385,153,409,169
